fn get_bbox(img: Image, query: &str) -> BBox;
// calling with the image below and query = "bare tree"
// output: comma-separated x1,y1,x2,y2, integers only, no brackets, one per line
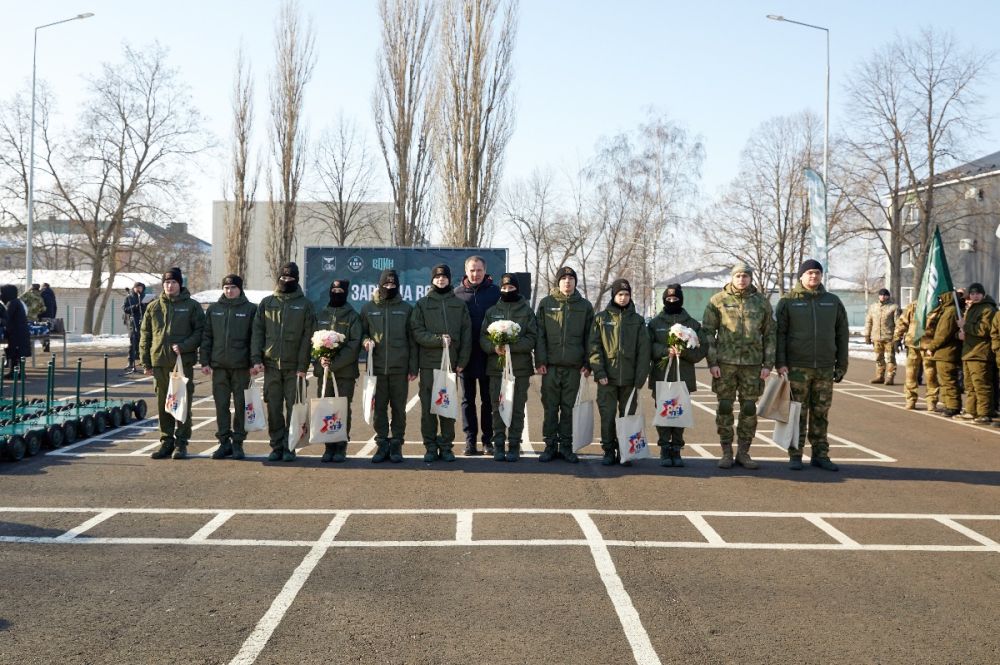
266,0,316,279
224,45,258,278
438,0,517,247
311,115,380,245
373,0,437,247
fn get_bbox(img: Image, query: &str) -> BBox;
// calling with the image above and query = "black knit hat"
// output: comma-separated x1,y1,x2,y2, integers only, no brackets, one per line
379,269,398,287
610,278,632,296
330,278,349,291
222,274,243,290
556,266,578,283
162,267,183,285
797,259,823,278
663,283,683,306
500,273,519,290
279,262,299,280
968,282,986,295
877,288,890,297
432,264,451,280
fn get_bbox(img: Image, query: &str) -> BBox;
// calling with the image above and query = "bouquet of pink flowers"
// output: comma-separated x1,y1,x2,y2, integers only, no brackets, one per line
311,329,347,362
486,319,521,369
658,323,699,369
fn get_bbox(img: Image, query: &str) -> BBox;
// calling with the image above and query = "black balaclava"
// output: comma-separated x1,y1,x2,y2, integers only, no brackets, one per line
378,269,399,300
663,283,683,315
609,278,632,309
432,264,452,294
500,273,520,302
278,262,299,293
329,279,349,307
0,284,16,305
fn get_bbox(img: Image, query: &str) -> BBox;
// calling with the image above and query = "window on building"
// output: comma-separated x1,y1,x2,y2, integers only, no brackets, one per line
901,287,914,306
901,247,914,268
906,204,921,225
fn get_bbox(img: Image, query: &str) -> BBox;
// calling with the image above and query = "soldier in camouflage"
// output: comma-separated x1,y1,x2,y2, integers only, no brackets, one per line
864,288,900,384
958,283,995,423
894,301,938,410
702,263,775,470
920,292,963,417
775,260,849,472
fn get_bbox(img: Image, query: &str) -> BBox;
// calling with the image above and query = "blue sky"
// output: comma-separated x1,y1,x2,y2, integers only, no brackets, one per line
2,0,998,241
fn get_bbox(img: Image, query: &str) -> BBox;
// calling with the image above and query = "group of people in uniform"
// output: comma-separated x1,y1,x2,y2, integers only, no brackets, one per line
869,283,1000,424
137,255,849,471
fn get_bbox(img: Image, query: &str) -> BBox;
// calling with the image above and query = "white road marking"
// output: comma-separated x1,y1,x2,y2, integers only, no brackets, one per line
934,517,1000,549
55,510,119,540
456,511,473,543
803,516,860,546
191,511,235,541
685,513,726,545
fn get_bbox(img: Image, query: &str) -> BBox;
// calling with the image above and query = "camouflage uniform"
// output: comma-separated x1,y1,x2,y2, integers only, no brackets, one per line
920,296,962,413
894,302,938,409
864,298,900,382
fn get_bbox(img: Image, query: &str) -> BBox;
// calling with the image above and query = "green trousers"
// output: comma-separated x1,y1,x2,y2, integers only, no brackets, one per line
936,360,961,411
489,375,530,447
654,425,685,448
317,374,357,440
712,363,763,444
596,384,639,453
153,363,195,446
541,366,583,446
787,367,834,459
418,369,457,446
212,367,251,444
904,348,938,404
373,374,409,446
264,367,301,452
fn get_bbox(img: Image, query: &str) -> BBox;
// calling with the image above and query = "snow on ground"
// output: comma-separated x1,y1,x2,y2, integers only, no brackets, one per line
61,334,132,348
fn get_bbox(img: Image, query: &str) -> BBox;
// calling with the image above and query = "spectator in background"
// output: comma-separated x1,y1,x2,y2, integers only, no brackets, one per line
40,283,57,319
1,285,32,379
122,282,148,375
22,284,44,321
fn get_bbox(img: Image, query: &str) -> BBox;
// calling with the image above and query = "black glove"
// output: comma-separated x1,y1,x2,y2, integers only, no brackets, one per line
833,367,845,383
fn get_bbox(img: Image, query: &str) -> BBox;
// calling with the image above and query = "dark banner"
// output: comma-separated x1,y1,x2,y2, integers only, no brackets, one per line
304,246,508,310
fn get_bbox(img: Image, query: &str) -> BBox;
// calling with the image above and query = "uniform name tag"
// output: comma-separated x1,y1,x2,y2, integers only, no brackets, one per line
174,308,188,313
235,313,248,318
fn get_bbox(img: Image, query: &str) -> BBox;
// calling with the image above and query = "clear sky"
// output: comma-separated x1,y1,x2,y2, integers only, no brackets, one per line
2,0,998,243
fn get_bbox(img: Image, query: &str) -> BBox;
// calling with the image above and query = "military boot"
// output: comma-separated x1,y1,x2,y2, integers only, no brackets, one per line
538,440,557,463
150,441,175,460
372,440,390,463
735,441,759,470
558,442,579,464
810,456,839,471
484,442,495,456
231,441,246,460
788,455,804,471
601,449,617,466
267,448,283,461
423,442,437,462
172,443,188,460
493,441,506,462
670,446,685,468
870,368,885,384
333,443,349,463
388,440,404,463
905,400,916,410
659,445,673,468
282,448,296,462
718,442,734,469
505,443,520,463
884,371,895,386
212,440,233,459
439,441,456,462
322,443,336,463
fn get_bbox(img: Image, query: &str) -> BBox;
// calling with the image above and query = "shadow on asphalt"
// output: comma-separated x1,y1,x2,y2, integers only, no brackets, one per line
0,522,68,538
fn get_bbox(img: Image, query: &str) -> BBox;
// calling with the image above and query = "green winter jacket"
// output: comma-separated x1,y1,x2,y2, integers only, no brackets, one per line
140,287,206,368
535,289,594,369
921,298,961,363
480,296,539,377
199,293,257,369
702,283,775,368
250,285,316,372
647,308,707,392
992,307,1000,357
410,289,472,371
312,304,363,379
360,291,418,376
775,283,849,371
589,300,651,387
961,297,996,361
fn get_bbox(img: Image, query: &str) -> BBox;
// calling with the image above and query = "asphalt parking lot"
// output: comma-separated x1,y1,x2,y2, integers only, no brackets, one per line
1,348,998,664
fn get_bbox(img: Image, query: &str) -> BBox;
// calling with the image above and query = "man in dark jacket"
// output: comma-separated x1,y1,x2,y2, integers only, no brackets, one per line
200,274,257,460
454,255,501,455
123,282,148,374
313,278,362,462
775,260,849,471
1,285,30,378
251,262,317,462
959,283,996,424
40,283,57,319
140,268,206,460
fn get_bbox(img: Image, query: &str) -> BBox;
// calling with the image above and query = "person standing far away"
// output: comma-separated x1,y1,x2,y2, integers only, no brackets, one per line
957,283,995,423
123,282,148,375
39,282,57,353
454,255,501,456
0,285,31,378
312,278,362,462
894,299,938,410
775,260,849,471
864,288,901,385
534,266,594,463
411,264,472,462
199,274,257,461
589,279,651,466
140,267,206,460
250,262,317,462
360,269,417,463
701,263,775,470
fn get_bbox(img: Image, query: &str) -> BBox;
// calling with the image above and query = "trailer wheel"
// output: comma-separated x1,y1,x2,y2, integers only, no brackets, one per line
47,425,65,449
24,430,42,457
95,412,108,435
121,404,135,425
63,421,79,444
5,435,25,461
81,415,96,439
110,406,123,428
134,400,148,420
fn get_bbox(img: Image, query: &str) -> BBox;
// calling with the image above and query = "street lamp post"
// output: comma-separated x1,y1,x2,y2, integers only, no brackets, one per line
26,12,94,289
766,13,829,268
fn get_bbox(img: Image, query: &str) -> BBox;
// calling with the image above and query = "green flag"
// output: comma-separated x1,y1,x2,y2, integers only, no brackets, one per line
913,226,954,340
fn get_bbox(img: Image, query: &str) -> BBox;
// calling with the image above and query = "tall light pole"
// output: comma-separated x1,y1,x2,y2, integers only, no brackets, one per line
26,11,95,289
767,13,829,268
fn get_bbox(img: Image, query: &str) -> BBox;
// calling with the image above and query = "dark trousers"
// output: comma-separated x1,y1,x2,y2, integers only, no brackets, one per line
128,329,141,364
461,373,493,447
213,367,251,444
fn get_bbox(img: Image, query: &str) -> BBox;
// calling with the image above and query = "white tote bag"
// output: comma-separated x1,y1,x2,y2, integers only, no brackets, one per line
164,355,189,423
430,340,460,420
497,345,515,427
571,378,595,452
310,368,349,444
616,389,650,462
652,359,694,429
772,401,802,450
287,377,310,452
362,356,377,425
243,377,267,432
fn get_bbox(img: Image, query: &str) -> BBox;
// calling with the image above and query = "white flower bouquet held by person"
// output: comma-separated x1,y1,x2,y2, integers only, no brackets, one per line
310,330,347,362
486,320,521,369
658,323,699,369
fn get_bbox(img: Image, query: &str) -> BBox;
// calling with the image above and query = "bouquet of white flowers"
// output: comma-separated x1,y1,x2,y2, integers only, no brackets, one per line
486,319,521,369
658,323,699,369
310,329,347,362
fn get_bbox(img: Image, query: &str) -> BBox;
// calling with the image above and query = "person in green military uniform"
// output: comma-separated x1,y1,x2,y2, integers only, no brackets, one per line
958,283,995,424
992,303,1000,427
199,274,257,460
702,263,775,470
648,284,706,468
590,279,651,466
920,291,963,418
481,273,538,462
535,266,594,464
250,262,316,462
21,284,44,321
140,267,206,460
894,301,938,410
312,278,362,462
360,269,417,463
775,260,849,471
411,264,472,462
864,288,900,384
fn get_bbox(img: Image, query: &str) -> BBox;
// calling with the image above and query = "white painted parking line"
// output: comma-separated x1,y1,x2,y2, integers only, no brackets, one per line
55,510,119,541
685,513,725,545
191,511,235,541
803,515,860,546
456,511,473,544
